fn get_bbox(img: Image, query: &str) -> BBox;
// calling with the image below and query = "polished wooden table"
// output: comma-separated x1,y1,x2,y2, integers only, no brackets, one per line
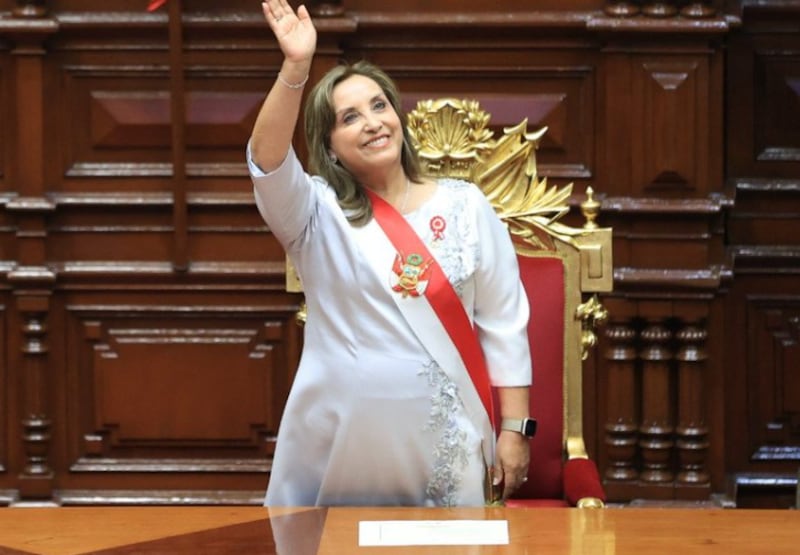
0,505,797,554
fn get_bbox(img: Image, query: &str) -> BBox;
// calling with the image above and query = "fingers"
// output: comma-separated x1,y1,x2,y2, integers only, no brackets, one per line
262,1,281,25
492,466,529,499
494,433,530,498
262,2,313,35
503,473,528,499
262,0,293,26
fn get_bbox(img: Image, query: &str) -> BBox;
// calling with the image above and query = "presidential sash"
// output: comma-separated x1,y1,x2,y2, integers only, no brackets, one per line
360,189,496,450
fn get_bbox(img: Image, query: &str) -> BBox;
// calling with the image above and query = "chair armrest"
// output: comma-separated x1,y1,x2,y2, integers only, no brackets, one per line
563,457,606,508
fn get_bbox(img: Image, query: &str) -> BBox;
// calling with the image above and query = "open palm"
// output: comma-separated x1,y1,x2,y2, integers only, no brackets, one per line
262,0,317,63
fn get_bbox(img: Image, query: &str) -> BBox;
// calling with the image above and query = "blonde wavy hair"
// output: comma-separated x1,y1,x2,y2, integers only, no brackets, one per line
304,61,423,227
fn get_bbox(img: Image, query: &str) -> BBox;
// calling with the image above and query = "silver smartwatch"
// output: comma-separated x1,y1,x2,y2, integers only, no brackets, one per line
501,417,537,438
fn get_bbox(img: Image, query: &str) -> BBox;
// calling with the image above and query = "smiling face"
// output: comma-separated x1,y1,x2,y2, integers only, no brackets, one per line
328,74,404,182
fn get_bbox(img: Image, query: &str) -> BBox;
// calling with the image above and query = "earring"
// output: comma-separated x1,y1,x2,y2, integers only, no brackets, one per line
329,152,338,163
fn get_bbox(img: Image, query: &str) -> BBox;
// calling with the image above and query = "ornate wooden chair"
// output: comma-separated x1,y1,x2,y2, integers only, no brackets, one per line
406,98,613,508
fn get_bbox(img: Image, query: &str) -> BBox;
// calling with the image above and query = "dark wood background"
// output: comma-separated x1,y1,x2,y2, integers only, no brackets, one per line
0,0,798,507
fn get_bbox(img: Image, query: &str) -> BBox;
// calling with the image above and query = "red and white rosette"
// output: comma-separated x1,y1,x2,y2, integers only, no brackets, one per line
430,215,446,241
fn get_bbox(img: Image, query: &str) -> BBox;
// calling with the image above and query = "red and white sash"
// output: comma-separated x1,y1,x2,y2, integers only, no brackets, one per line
355,190,496,466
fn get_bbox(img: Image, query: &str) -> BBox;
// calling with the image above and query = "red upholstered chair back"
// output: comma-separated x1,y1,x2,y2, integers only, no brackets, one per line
513,254,565,500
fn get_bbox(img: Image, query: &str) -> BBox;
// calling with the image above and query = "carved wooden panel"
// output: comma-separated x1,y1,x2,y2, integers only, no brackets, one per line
599,301,717,501
632,58,708,194
721,4,800,507
754,46,800,164
626,215,717,270
61,301,297,483
728,31,800,178
744,298,800,466
0,55,6,186
401,67,595,182
0,301,6,476
43,198,278,264
729,184,800,247
343,0,601,12
186,200,278,263
58,65,266,185
0,202,10,266
370,48,596,185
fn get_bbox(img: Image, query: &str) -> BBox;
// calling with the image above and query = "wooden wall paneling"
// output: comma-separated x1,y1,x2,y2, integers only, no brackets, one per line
600,295,720,502
41,7,307,504
15,289,57,500
597,52,634,197
51,294,300,504
342,0,603,13
0,1,753,505
0,44,6,193
724,2,800,508
591,16,732,502
723,268,800,485
599,38,725,199
0,8,14,504
594,15,729,195
0,207,10,287
599,296,640,501
728,32,800,178
166,0,188,271
44,5,326,504
346,23,598,192
673,299,716,498
725,183,800,507
744,297,800,464
723,276,800,508
43,195,284,267
50,10,275,189
700,295,728,495
632,56,708,196
0,32,9,290
0,298,10,503
3,9,59,501
638,312,676,499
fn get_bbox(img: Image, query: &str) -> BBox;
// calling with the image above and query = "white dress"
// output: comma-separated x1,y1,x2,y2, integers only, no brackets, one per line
249,147,531,507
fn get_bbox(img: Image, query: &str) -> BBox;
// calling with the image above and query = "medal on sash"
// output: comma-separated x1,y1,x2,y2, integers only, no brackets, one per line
391,252,434,297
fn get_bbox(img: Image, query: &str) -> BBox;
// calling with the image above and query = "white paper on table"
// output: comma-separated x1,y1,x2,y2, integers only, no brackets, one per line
358,519,509,546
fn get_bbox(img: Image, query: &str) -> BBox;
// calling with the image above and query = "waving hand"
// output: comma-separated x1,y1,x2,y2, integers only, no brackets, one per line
250,2,317,171
261,1,317,65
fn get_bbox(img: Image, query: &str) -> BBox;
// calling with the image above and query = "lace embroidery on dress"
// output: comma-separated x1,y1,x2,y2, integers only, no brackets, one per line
419,359,469,507
407,179,479,298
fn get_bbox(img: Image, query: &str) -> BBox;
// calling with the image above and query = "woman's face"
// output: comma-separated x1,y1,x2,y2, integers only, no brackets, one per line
328,74,404,180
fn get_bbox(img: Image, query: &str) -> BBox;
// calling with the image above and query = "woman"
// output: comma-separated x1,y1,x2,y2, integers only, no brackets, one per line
249,0,533,507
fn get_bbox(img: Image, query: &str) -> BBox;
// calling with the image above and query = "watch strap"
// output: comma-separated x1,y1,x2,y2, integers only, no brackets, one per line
501,417,536,437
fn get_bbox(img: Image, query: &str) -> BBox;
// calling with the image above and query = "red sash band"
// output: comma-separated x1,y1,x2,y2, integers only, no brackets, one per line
365,189,496,430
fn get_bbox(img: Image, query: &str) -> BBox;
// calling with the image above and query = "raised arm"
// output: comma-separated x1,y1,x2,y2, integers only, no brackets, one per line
251,1,317,172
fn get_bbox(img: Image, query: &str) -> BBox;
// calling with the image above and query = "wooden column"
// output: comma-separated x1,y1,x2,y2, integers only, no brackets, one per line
167,0,188,271
638,321,675,496
675,321,711,498
4,2,58,500
603,320,639,499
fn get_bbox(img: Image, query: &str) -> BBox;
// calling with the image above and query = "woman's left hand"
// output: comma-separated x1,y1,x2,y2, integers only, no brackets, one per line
493,430,531,499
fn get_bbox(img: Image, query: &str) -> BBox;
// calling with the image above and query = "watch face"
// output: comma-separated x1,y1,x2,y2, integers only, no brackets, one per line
523,418,537,437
